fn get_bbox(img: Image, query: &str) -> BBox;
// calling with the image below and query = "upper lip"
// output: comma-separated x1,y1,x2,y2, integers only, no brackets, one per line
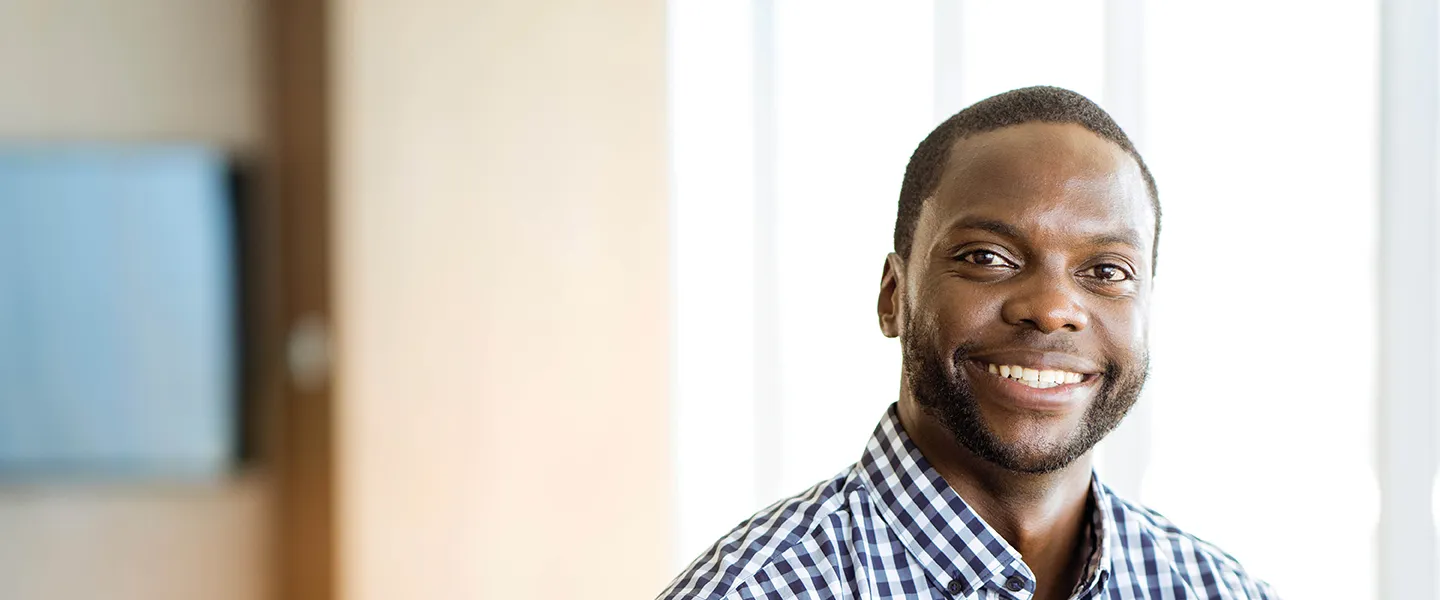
964,349,1103,375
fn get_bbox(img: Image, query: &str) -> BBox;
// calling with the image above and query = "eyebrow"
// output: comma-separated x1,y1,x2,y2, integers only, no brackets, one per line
1084,231,1144,250
950,216,1144,250
951,217,1024,240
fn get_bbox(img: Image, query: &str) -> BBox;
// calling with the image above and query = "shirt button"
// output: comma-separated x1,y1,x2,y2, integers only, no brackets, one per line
947,579,964,594
1005,576,1025,592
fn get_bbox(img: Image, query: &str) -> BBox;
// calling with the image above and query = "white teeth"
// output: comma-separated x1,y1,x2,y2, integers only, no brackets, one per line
983,363,1086,387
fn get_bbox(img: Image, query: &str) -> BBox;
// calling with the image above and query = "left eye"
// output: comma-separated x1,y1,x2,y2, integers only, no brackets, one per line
1084,264,1131,282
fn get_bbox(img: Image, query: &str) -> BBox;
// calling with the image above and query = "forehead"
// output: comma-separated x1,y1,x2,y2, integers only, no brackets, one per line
918,122,1154,255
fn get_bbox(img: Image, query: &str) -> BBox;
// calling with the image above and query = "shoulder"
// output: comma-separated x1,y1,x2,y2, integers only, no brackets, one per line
659,468,864,600
1104,490,1279,599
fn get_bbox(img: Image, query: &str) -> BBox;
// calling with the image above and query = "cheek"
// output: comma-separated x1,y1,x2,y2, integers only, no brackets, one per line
1093,299,1149,357
922,280,1005,346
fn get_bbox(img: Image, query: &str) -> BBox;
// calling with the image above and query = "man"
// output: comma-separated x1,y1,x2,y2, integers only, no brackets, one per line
660,87,1275,599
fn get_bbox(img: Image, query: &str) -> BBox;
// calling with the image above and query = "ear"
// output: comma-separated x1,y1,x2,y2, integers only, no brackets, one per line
877,252,905,338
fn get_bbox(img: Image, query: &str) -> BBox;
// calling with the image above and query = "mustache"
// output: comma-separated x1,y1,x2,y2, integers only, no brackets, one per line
949,333,1084,364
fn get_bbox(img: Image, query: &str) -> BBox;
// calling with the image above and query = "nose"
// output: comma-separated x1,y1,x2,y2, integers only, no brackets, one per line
1000,274,1089,334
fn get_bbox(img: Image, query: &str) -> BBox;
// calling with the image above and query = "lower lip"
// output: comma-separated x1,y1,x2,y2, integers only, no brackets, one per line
961,361,1097,413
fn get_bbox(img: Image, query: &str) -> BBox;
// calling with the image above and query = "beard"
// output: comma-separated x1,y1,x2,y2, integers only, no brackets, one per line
901,310,1148,474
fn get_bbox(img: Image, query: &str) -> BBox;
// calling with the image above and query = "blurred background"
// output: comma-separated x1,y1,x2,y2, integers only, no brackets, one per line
0,0,1432,599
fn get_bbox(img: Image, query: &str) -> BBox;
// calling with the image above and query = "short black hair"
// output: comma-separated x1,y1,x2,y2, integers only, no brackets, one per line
893,86,1160,267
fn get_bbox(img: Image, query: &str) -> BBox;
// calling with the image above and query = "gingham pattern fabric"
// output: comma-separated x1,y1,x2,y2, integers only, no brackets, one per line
660,404,1277,599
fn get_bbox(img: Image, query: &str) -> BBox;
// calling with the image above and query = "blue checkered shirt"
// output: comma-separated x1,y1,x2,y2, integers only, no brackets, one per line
661,404,1276,599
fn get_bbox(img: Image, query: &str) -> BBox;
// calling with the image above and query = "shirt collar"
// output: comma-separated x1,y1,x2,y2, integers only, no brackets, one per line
1069,472,1115,595
858,403,1114,597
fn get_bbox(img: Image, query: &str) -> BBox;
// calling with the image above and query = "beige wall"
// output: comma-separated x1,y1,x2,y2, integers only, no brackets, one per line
0,478,270,600
0,0,264,148
0,2,270,600
331,1,673,598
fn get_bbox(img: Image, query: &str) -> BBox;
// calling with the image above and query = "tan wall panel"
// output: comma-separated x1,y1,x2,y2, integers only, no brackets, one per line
331,1,672,598
0,0,263,149
0,478,270,600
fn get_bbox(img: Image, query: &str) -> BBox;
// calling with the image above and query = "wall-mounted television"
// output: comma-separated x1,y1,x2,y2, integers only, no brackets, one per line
0,146,238,478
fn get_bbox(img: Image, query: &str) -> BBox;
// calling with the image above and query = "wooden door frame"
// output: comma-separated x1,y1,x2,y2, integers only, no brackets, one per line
264,1,335,598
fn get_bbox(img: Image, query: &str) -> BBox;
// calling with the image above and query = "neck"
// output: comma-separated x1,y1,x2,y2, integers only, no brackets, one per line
897,398,1093,600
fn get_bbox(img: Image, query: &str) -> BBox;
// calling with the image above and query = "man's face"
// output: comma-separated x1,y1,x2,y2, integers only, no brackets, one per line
885,122,1155,474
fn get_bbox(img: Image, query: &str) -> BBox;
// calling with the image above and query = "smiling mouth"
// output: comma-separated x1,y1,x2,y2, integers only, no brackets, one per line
980,362,1091,389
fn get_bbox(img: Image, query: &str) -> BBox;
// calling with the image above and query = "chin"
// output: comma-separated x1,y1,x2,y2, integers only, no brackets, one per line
965,412,1092,473
979,407,1083,446
981,440,1087,474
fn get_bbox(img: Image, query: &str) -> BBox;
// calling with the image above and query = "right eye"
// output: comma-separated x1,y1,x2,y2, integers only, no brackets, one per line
959,249,1014,268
